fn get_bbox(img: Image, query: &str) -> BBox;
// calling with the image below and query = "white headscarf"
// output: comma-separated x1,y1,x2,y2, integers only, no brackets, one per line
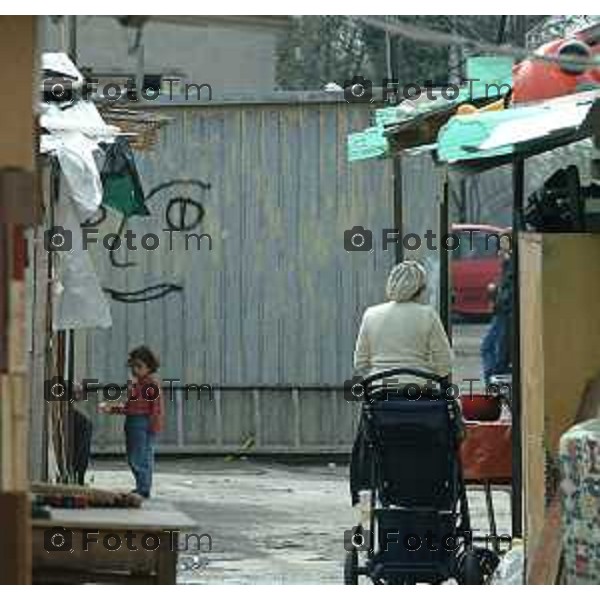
386,261,428,303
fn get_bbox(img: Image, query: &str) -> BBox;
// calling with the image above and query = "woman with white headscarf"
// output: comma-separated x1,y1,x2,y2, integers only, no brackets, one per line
353,260,452,384
350,262,457,505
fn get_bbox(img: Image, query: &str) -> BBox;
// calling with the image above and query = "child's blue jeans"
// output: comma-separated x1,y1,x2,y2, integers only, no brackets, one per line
125,415,155,497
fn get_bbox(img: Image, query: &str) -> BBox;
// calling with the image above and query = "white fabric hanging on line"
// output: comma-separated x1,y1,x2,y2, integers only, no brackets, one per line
49,132,103,218
51,190,112,330
39,52,118,330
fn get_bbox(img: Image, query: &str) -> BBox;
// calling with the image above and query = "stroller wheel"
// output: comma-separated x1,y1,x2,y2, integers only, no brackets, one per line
477,548,501,581
344,549,359,585
461,551,484,585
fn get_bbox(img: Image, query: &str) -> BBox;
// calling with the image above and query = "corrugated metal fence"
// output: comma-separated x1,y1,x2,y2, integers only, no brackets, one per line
78,94,397,453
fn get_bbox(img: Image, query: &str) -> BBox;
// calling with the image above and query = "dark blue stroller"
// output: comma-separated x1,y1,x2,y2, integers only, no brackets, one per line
345,368,498,585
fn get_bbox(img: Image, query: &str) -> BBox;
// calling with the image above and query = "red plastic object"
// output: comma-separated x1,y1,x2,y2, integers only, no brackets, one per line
73,495,88,509
513,37,600,104
460,392,501,422
461,422,512,482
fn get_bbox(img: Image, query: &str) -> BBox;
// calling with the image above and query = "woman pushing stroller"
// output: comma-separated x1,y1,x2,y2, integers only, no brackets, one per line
349,261,460,505
353,260,452,389
346,262,483,585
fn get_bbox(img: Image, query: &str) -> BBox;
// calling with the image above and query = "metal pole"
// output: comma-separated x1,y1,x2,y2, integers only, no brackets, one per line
440,176,451,337
393,156,403,265
68,15,77,64
448,16,462,86
389,21,399,82
135,28,145,103
390,21,402,266
385,32,393,81
511,157,524,539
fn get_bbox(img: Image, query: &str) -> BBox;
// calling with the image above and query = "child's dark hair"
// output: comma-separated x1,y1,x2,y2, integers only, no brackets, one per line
128,346,160,373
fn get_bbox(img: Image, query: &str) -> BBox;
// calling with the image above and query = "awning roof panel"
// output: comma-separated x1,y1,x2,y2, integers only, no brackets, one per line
347,55,514,162
437,91,600,165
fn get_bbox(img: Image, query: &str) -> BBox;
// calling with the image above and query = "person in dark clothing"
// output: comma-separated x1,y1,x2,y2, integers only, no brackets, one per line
66,384,93,485
481,231,513,384
494,253,513,374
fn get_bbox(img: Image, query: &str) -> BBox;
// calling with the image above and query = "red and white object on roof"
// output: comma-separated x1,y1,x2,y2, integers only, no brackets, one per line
513,35,600,104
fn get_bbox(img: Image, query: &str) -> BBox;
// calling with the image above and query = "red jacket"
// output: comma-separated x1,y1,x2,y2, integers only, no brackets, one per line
113,376,164,433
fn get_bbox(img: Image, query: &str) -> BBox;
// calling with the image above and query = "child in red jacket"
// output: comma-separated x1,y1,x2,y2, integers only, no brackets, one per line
101,346,163,498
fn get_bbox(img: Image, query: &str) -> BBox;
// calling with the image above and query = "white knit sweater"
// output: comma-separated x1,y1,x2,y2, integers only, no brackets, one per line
353,300,452,382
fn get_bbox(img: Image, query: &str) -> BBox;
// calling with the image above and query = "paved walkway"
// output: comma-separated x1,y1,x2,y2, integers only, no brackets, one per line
91,457,511,584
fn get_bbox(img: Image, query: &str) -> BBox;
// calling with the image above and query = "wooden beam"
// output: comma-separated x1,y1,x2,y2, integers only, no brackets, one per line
0,15,37,586
527,496,562,584
0,226,29,491
0,17,36,171
0,492,31,584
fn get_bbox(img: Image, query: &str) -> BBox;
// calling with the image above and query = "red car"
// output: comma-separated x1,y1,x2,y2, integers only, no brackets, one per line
451,224,503,318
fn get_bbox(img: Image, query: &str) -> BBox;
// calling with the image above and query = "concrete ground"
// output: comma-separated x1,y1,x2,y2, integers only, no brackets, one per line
91,458,510,584
90,323,510,584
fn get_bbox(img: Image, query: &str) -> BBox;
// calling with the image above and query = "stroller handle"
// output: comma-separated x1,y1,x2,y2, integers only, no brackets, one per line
360,367,449,390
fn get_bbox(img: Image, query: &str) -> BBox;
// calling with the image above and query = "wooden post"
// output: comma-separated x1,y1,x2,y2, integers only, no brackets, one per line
0,223,33,585
0,15,37,584
27,167,51,481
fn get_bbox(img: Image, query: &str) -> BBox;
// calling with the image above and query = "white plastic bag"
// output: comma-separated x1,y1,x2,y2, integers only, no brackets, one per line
52,196,112,330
